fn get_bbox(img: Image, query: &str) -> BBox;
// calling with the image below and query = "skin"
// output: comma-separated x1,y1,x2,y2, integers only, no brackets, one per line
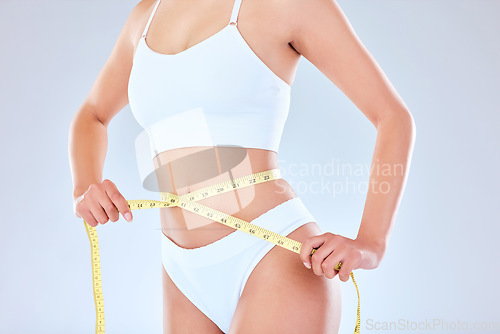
69,0,415,333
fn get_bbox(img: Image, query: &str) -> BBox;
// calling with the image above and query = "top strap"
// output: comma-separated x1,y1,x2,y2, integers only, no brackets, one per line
229,0,243,26
142,0,162,37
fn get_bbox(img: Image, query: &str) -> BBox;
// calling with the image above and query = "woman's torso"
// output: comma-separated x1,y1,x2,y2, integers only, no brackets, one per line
129,0,302,249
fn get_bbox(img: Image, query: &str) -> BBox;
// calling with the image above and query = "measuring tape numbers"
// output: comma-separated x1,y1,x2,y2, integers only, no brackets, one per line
83,168,361,334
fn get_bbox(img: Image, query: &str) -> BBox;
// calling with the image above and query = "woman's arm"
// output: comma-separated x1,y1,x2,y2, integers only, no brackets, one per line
290,0,416,280
69,0,156,225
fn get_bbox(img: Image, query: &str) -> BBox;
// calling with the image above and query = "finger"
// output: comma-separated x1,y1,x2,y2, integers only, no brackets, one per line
74,202,82,219
299,234,326,269
338,262,352,282
81,208,99,227
99,193,120,223
310,241,336,276
88,198,109,225
74,205,82,218
96,182,120,222
338,250,362,282
91,186,118,223
103,180,133,222
76,200,97,226
322,250,346,279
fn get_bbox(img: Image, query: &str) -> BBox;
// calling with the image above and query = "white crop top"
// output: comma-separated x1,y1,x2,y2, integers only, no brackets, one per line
128,0,291,159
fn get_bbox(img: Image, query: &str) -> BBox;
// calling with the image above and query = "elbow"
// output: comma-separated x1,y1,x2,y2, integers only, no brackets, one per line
72,105,108,128
401,109,416,142
407,110,416,140
374,107,416,139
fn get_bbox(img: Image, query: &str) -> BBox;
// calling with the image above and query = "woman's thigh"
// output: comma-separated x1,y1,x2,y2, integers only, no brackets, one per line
228,222,342,334
162,266,224,334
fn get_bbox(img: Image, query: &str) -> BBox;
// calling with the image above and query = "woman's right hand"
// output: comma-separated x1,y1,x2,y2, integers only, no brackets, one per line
73,179,133,227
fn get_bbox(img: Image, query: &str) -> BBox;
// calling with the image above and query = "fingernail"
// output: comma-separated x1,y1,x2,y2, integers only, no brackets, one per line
303,261,311,269
124,212,132,222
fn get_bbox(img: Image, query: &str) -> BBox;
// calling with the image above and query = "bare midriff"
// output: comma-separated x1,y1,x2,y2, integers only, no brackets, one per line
152,146,297,249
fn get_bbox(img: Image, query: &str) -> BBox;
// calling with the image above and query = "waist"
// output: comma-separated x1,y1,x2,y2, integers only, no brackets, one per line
152,146,280,195
154,148,296,248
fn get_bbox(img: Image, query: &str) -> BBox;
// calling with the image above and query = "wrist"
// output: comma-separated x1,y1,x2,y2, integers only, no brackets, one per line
355,234,387,255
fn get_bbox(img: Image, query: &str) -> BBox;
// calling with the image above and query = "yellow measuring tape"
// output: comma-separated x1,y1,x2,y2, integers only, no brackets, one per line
83,168,361,333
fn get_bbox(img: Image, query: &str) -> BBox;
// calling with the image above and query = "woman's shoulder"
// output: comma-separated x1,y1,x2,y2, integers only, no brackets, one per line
129,0,158,29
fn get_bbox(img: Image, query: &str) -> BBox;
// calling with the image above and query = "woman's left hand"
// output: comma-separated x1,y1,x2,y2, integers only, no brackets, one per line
299,233,386,282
